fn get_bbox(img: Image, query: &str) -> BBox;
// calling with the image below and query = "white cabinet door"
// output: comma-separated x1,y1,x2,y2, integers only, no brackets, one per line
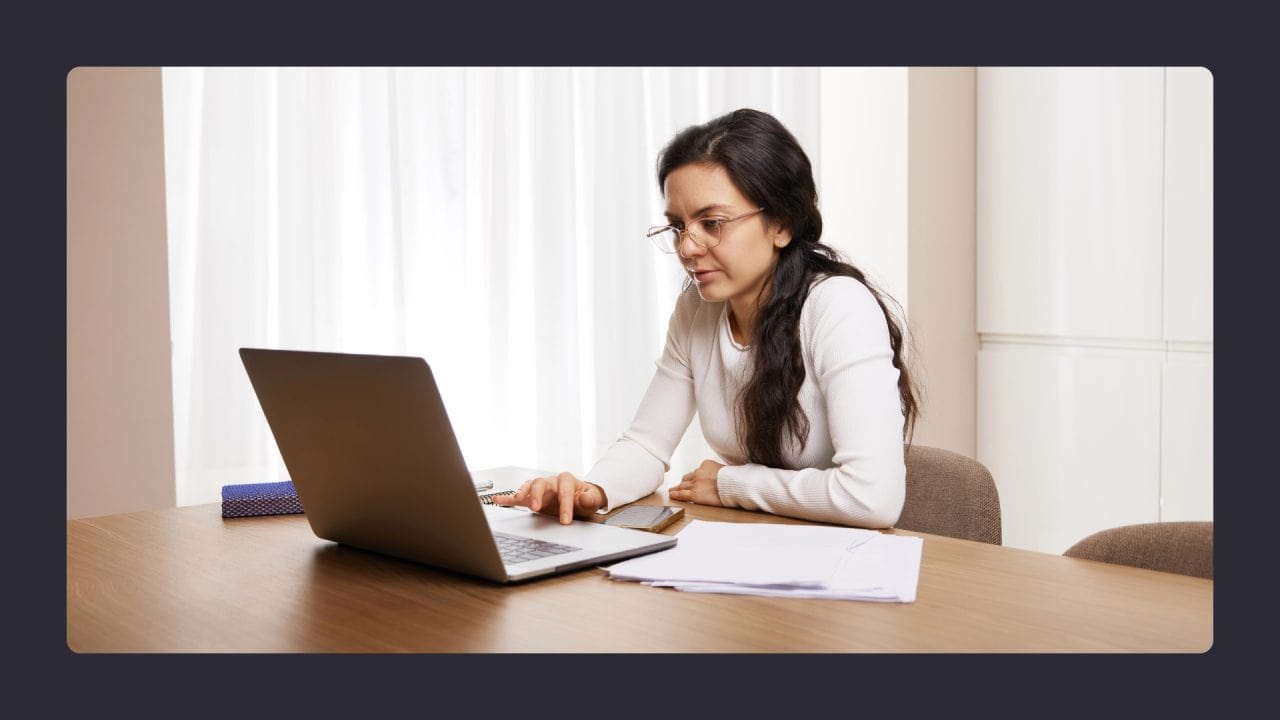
977,68,1165,340
1163,67,1214,344
977,343,1162,554
1161,352,1213,520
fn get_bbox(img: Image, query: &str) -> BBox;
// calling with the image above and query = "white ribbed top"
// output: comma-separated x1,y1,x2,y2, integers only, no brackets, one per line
585,275,907,528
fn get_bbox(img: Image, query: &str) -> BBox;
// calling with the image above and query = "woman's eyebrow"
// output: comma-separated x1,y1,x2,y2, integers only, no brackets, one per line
664,203,733,222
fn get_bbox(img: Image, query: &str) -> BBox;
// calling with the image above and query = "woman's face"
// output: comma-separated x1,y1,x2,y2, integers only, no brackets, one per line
662,162,791,308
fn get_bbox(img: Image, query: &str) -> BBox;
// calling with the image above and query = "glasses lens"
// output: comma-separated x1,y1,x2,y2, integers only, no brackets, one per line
648,227,678,253
697,218,722,249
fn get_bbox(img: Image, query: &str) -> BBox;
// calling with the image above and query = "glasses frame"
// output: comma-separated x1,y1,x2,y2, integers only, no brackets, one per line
646,207,766,254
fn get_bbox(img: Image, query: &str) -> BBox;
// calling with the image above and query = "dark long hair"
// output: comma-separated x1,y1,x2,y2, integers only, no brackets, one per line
656,108,919,468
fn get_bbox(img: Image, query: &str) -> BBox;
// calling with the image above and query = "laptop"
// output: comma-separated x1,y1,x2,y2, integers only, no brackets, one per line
238,348,676,583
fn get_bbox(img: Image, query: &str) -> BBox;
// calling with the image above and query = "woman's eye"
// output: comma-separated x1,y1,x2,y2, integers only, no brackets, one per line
701,219,723,231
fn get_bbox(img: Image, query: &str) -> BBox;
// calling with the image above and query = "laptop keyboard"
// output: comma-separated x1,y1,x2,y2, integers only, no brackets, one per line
493,531,580,565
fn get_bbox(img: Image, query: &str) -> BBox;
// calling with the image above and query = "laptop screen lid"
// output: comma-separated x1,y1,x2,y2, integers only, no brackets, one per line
238,348,676,583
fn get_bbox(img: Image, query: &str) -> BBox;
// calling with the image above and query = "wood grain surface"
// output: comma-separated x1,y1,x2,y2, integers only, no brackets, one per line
67,493,1212,652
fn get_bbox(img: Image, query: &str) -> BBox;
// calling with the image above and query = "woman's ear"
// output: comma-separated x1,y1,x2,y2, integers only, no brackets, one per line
771,223,793,249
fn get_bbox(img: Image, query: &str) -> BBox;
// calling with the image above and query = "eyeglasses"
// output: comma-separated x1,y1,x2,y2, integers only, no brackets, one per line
645,208,765,254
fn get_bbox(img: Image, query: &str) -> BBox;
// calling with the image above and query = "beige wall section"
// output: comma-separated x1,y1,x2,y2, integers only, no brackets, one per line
905,68,977,457
67,68,176,519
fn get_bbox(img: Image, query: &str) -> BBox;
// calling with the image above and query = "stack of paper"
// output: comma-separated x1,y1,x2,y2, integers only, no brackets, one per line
604,520,923,602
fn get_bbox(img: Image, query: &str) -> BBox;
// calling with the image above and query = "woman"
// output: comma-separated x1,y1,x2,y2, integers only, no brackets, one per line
493,108,918,528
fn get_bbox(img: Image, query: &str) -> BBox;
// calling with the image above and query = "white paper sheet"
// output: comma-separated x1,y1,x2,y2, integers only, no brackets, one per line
604,520,923,603
606,543,843,586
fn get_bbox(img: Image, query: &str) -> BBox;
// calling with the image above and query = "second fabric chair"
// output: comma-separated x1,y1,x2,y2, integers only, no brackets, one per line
1063,521,1213,580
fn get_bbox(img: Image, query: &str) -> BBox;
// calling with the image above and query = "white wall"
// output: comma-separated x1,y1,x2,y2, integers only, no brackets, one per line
820,67,978,458
67,67,177,519
976,67,1213,553
1161,66,1214,521
906,68,977,457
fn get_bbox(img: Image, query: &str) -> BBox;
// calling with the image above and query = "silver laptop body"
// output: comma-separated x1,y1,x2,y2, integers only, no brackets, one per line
239,348,675,582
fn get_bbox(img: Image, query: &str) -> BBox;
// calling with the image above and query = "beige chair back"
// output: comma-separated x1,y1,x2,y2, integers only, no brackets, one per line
898,445,1002,545
1064,521,1213,580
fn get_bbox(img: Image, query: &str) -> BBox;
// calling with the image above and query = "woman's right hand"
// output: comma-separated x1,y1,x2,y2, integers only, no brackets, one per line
490,472,607,525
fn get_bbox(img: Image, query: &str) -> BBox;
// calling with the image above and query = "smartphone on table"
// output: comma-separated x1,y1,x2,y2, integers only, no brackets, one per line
603,505,684,533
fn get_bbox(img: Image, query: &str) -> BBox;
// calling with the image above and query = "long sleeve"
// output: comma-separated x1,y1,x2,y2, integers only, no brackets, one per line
714,277,907,528
584,289,700,512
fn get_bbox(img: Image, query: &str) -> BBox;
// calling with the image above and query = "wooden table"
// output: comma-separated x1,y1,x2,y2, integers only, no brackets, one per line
67,493,1212,652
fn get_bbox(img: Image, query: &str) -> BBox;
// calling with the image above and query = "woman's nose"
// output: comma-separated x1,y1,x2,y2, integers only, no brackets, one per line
677,231,706,258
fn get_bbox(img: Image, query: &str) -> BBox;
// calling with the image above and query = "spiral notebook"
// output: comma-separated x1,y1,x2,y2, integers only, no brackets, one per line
480,490,515,505
471,466,544,505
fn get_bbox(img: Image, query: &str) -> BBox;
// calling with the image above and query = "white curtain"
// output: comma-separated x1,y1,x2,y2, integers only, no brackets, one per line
162,67,823,506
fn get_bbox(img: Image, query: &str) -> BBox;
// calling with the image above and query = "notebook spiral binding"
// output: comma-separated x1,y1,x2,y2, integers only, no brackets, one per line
479,490,515,505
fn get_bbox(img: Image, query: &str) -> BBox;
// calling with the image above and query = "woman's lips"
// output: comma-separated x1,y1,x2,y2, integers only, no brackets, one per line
691,269,720,284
